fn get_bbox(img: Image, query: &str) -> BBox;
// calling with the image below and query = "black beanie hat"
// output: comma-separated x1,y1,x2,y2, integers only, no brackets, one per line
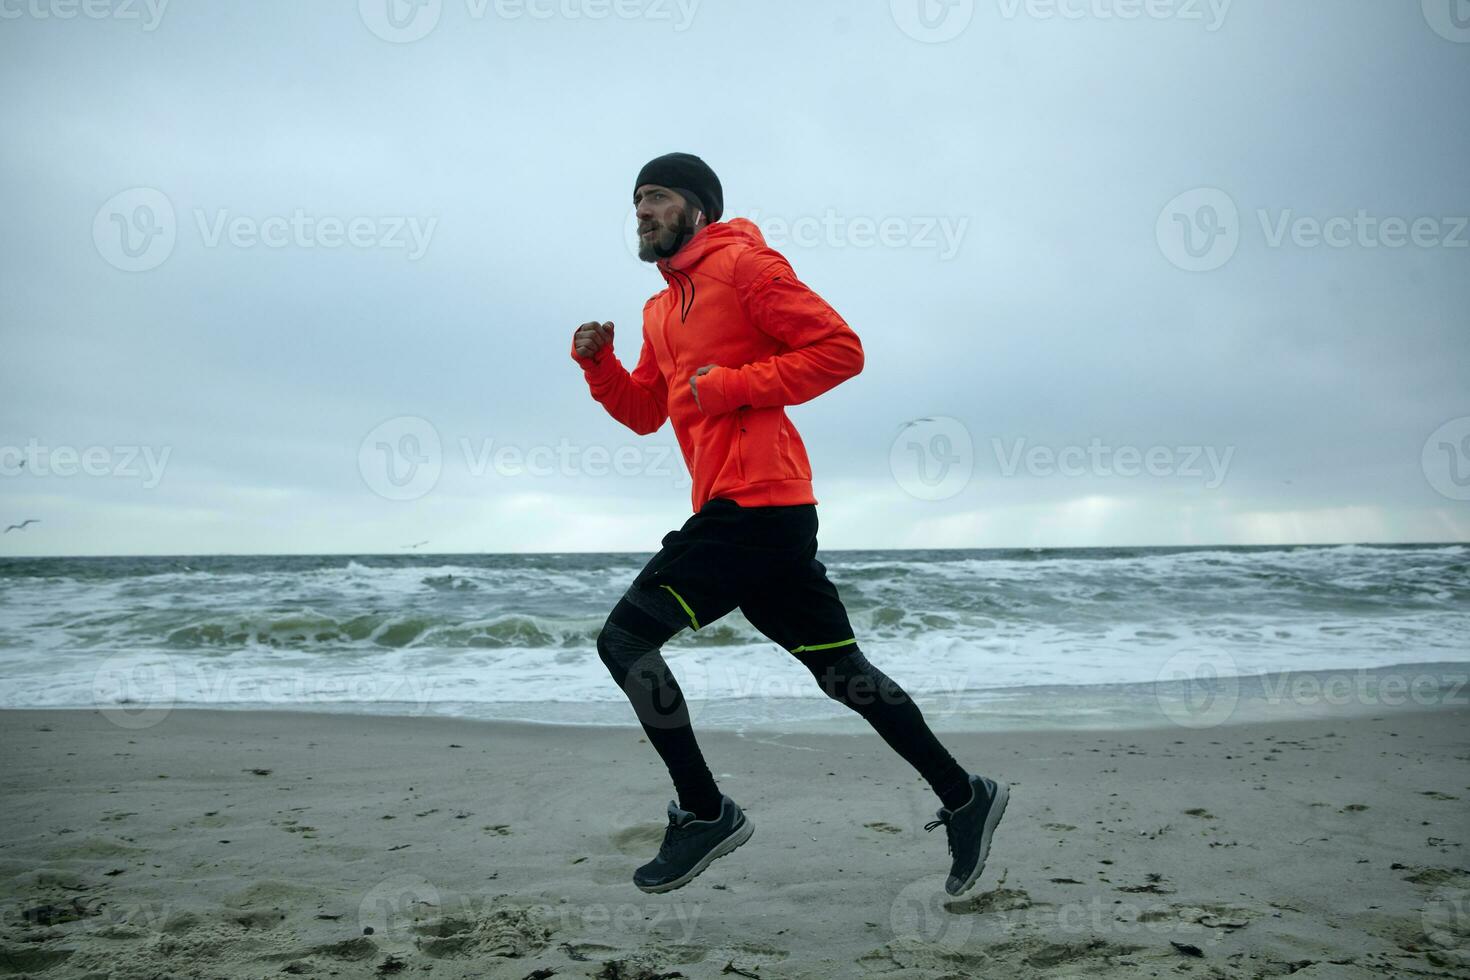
634,152,723,224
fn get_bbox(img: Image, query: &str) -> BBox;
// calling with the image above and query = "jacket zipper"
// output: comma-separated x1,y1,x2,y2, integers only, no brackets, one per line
736,407,747,483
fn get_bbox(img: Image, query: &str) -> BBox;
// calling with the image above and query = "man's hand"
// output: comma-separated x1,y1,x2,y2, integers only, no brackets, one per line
572,321,614,361
689,364,716,411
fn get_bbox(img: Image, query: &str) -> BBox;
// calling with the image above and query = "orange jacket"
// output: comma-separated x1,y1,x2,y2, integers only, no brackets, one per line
572,218,864,511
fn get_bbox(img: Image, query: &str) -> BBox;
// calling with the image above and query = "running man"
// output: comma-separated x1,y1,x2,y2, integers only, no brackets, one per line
570,152,1008,895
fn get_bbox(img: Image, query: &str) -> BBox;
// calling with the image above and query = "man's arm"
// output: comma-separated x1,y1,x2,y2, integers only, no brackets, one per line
692,249,864,417
570,320,669,435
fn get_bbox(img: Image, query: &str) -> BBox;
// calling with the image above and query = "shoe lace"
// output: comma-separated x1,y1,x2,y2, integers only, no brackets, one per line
924,813,954,857
656,818,691,861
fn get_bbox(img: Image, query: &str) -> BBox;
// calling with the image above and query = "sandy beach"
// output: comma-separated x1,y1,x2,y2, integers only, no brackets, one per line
2,699,1468,979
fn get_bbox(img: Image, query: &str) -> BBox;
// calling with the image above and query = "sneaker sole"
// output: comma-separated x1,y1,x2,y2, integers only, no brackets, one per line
633,813,755,894
948,779,1009,897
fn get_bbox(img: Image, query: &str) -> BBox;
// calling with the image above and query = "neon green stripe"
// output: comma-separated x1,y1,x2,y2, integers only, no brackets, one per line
791,637,857,653
660,584,700,630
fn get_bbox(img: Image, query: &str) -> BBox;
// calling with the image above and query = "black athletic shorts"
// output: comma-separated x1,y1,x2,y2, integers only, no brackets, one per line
624,497,858,657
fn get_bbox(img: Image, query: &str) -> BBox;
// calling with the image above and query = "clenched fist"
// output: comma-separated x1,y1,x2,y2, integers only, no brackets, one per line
572,321,614,362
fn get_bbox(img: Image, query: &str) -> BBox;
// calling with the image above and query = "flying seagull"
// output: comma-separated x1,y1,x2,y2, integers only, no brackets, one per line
898,417,936,431
5,519,39,533
401,540,429,549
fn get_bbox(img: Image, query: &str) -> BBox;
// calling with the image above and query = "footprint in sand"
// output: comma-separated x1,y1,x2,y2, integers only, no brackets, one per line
411,905,552,960
1402,867,1470,887
610,823,666,856
0,944,73,973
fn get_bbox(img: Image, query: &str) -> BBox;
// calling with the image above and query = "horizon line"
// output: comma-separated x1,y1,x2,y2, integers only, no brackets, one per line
0,540,1465,560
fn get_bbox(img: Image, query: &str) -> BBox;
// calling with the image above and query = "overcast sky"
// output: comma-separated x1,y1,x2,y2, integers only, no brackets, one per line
1,0,1467,556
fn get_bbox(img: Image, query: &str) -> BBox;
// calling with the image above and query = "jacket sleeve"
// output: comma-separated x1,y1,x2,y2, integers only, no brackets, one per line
570,319,669,436
695,248,864,417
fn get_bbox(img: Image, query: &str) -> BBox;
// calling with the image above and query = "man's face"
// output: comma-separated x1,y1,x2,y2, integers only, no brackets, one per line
634,184,703,262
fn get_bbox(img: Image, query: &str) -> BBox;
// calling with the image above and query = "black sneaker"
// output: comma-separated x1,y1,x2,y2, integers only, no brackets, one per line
924,774,1009,896
633,795,754,894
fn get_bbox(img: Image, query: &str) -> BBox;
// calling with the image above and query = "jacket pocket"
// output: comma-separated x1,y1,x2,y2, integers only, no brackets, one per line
737,406,791,484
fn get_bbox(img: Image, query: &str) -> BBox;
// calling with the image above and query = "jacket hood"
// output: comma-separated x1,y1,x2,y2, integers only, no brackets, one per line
656,218,766,323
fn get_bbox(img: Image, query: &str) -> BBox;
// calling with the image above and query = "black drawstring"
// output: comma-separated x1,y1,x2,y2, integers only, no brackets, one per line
665,263,696,322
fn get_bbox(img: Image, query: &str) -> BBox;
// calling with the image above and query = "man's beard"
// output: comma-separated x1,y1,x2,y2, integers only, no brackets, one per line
638,207,695,263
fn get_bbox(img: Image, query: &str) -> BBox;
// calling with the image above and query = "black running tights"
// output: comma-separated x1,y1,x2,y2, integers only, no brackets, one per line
596,595,972,818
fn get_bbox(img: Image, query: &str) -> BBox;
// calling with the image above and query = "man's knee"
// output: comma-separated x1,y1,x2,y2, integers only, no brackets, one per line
597,597,677,681
801,648,905,710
